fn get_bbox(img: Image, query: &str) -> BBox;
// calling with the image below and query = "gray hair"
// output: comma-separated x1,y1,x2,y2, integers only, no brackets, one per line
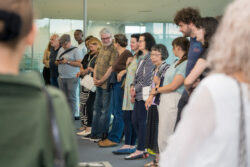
207,0,250,82
59,34,71,44
99,28,112,36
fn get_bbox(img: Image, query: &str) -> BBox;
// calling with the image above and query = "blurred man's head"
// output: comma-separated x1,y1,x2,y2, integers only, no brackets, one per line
59,34,71,49
74,29,83,44
99,28,113,47
50,34,59,48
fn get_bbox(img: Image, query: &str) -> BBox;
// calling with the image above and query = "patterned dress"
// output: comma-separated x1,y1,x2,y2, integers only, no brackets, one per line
122,56,139,111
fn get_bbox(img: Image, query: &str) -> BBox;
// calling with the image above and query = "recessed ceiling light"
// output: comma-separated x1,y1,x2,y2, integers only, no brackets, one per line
106,22,110,24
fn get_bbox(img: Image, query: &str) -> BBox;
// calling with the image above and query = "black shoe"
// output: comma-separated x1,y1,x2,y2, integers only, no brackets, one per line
90,136,102,142
74,117,80,120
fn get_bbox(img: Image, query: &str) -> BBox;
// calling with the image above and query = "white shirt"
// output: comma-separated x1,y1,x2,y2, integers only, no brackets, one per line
160,73,250,167
78,42,87,58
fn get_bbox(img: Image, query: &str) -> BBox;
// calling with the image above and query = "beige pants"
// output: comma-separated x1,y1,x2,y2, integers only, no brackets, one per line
158,92,181,152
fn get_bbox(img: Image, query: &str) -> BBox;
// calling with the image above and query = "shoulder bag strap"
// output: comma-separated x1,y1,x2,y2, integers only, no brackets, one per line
236,80,248,167
59,47,77,60
43,87,66,167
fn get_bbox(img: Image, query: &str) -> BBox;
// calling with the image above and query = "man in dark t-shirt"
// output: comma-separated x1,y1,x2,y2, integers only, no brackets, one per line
49,34,60,87
173,7,203,129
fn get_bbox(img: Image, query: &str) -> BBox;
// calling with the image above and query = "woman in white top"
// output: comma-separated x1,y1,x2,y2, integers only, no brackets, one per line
160,0,250,166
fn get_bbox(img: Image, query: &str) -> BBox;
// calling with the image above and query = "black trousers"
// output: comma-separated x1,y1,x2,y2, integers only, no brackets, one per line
132,100,147,151
42,67,50,85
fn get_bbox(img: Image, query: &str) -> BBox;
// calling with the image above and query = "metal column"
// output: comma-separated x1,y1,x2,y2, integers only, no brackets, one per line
83,0,87,38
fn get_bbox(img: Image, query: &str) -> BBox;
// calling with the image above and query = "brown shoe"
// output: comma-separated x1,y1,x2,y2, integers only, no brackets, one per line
98,139,118,147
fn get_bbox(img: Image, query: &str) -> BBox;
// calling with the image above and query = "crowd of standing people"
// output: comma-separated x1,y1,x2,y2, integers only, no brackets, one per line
1,0,250,166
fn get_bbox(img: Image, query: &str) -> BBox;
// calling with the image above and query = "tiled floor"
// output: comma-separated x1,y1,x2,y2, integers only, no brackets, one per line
75,121,154,167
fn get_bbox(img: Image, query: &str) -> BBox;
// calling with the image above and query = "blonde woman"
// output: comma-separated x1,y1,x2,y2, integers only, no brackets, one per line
77,37,102,137
160,0,250,166
42,41,51,85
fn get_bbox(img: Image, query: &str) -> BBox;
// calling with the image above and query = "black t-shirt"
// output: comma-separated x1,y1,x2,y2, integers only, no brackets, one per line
81,52,97,77
49,47,60,77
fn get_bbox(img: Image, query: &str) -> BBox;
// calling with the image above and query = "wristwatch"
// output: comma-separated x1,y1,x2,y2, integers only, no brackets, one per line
67,61,70,64
155,87,158,93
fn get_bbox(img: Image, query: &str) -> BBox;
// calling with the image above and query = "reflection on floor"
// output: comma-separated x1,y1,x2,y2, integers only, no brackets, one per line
75,120,154,167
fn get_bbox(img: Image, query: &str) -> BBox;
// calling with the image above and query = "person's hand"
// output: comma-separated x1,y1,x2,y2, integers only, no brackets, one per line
88,67,94,73
192,78,200,89
150,88,157,96
130,97,135,104
117,71,125,82
76,72,81,78
145,96,153,110
94,78,103,86
130,86,136,99
60,58,68,64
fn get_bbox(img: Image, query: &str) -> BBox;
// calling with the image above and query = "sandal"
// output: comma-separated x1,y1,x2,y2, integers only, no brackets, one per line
125,152,149,160
144,160,154,167
144,159,158,167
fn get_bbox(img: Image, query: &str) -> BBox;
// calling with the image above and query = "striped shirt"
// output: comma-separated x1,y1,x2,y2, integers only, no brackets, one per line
133,52,155,101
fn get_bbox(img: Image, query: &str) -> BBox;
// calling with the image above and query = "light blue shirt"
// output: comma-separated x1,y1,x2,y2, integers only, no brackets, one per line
56,46,83,78
163,60,187,94
78,42,87,58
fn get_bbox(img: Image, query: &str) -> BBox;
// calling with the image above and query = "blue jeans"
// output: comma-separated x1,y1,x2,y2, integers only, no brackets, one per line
123,110,136,146
58,77,79,117
50,76,59,88
91,87,111,138
74,85,80,117
108,81,124,143
132,100,147,151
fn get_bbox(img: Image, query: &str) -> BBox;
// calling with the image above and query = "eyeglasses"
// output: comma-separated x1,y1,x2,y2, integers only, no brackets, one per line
151,53,162,57
138,40,145,43
101,36,111,41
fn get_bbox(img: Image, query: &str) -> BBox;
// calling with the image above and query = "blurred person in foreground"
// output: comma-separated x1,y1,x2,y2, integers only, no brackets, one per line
160,0,250,166
0,0,78,166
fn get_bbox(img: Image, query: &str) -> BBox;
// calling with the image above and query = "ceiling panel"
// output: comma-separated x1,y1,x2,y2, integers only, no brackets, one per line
33,0,233,22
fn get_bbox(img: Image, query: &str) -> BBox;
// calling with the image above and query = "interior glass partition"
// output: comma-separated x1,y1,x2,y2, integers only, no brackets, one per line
20,19,182,72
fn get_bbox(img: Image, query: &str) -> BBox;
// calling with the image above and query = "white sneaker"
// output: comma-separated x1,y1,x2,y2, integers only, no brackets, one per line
76,130,87,136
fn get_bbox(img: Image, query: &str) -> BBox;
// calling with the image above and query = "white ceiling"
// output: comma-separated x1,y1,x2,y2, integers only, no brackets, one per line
33,0,233,23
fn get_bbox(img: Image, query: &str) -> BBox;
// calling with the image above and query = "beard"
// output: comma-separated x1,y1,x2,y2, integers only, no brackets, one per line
182,27,192,37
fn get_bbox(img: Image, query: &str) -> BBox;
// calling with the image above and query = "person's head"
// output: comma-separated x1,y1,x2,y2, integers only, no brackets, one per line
172,37,190,67
85,35,94,49
139,32,156,52
59,34,71,49
207,0,250,82
174,7,201,37
150,44,169,66
130,33,140,52
74,29,83,43
99,28,113,47
88,37,102,54
50,34,59,48
114,34,128,49
194,17,218,47
0,0,35,58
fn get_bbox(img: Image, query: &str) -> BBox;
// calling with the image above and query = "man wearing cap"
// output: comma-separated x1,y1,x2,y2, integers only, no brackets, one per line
56,34,83,117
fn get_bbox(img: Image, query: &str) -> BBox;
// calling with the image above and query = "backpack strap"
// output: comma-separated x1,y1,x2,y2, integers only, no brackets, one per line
43,87,65,167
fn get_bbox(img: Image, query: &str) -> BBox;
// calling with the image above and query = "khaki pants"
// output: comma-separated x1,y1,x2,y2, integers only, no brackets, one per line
158,92,181,152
